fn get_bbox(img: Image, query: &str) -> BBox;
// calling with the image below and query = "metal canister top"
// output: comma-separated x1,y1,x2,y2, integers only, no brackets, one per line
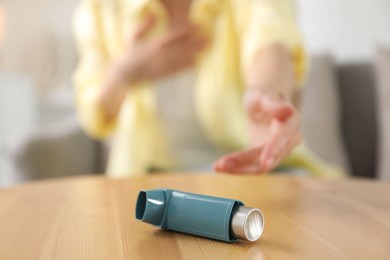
231,206,264,241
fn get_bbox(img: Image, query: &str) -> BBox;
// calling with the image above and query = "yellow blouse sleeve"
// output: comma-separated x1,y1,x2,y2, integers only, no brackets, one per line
240,0,308,86
72,0,116,139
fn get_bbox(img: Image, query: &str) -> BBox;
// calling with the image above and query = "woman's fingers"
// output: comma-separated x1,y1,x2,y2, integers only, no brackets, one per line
216,96,301,174
157,35,208,75
166,35,208,60
265,134,298,171
159,43,205,74
146,34,208,78
171,35,208,57
122,20,208,82
161,25,201,49
241,89,302,173
134,14,157,39
259,114,301,171
266,132,302,171
145,25,207,74
214,147,265,173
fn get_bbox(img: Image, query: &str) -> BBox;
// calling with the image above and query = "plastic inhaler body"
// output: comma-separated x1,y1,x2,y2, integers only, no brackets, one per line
135,189,264,242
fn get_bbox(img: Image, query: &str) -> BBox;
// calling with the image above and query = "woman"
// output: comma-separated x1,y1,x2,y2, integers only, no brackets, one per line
73,0,337,177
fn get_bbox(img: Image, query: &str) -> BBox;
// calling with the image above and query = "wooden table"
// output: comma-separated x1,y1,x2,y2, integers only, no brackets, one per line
0,174,389,259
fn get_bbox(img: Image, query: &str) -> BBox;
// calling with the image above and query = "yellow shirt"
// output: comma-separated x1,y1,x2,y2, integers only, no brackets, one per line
73,0,340,177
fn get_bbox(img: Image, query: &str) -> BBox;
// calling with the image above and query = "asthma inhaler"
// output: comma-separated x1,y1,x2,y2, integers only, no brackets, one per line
135,189,264,242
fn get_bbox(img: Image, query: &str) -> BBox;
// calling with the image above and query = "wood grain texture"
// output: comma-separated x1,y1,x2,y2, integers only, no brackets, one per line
0,174,389,260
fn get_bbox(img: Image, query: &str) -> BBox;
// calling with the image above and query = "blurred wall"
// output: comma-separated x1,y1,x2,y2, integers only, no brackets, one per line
298,0,390,62
0,0,79,93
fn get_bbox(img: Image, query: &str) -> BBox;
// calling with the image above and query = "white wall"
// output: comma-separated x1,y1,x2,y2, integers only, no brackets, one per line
0,73,36,187
297,0,390,62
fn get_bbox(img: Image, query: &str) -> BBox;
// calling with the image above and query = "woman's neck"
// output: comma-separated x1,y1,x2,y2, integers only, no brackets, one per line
160,0,192,27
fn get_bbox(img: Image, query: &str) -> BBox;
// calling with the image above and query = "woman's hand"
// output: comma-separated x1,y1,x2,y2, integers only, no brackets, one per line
115,15,208,85
214,88,302,174
99,15,208,123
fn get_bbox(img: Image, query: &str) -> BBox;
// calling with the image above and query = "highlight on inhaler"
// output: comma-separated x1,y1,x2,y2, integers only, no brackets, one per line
135,189,264,242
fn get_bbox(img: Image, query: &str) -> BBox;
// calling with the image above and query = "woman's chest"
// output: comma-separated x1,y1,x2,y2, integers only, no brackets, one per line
95,0,246,61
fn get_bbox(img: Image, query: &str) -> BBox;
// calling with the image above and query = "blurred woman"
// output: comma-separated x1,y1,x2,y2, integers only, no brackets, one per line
73,0,336,177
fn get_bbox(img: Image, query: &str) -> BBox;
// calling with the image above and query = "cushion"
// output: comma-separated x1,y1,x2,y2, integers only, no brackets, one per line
301,54,350,173
337,62,378,178
10,118,101,183
377,47,390,180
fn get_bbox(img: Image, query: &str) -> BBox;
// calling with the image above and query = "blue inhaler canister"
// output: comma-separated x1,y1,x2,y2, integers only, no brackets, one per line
135,189,264,242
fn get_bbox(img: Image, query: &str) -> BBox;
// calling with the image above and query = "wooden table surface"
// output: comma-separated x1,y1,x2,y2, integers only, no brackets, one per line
0,174,389,260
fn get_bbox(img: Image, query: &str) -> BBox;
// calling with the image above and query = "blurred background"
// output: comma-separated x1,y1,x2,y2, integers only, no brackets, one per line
0,0,389,187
